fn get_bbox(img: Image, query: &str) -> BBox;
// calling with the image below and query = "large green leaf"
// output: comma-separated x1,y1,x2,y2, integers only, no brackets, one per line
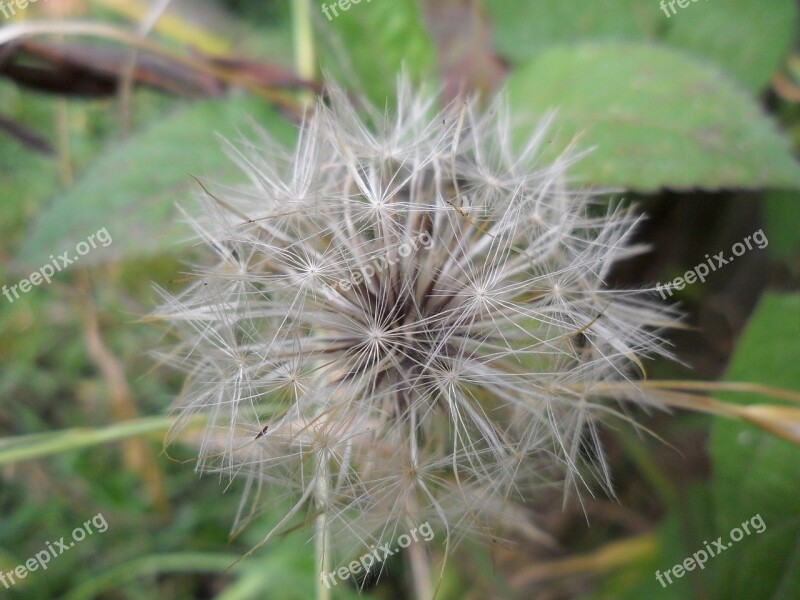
763,191,800,260
709,293,800,599
15,96,295,270
659,0,797,92
506,42,800,192
316,0,436,105
486,0,797,92
486,0,661,62
594,295,800,599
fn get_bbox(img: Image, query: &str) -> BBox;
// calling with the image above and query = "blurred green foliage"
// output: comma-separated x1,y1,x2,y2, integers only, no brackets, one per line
0,0,799,598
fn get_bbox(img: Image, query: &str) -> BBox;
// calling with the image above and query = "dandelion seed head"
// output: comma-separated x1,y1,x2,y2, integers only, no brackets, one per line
156,77,678,559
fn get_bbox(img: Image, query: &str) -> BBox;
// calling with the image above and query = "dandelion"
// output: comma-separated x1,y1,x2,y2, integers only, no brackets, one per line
155,78,678,584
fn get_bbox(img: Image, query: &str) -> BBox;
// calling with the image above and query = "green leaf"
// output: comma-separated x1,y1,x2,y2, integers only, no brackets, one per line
0,105,61,250
486,0,798,92
486,0,661,63
595,295,800,599
15,96,295,269
709,293,800,599
316,0,436,105
659,0,797,92
506,42,800,192
763,191,800,259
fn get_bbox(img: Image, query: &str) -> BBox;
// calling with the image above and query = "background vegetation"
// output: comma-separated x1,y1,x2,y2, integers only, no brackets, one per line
1,1,799,598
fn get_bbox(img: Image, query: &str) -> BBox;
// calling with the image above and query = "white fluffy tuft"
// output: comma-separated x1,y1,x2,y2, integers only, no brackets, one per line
155,79,678,560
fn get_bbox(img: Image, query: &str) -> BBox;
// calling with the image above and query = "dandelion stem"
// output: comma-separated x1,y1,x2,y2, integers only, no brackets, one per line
315,458,331,600
407,539,433,600
291,0,316,106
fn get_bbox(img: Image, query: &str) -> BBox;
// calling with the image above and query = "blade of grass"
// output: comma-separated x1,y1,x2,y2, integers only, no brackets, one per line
0,415,200,466
92,0,230,55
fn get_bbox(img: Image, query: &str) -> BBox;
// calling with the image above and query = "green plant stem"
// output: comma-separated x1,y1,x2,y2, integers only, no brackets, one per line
315,459,331,600
0,415,195,466
291,0,316,104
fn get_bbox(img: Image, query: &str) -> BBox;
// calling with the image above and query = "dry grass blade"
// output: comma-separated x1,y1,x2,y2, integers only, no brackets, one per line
1,39,223,97
0,21,309,115
635,381,800,445
510,532,656,588
577,380,800,445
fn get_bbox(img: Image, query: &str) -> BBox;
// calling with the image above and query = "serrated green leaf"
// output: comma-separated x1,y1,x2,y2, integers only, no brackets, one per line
506,42,800,192
15,96,295,270
486,0,798,92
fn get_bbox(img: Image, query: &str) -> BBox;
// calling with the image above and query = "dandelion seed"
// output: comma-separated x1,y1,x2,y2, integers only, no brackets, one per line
155,77,678,564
